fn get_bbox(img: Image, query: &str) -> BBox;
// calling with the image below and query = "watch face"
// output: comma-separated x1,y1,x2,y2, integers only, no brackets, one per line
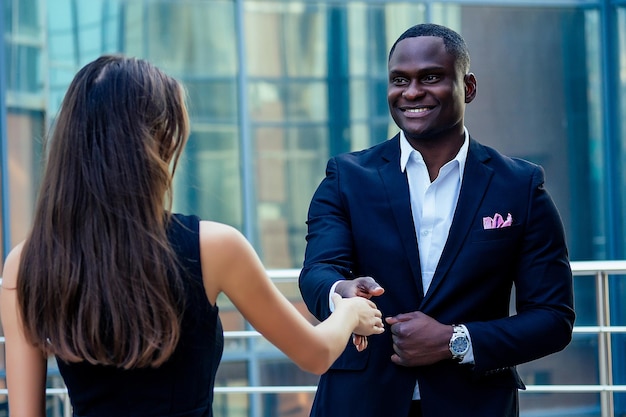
451,336,469,354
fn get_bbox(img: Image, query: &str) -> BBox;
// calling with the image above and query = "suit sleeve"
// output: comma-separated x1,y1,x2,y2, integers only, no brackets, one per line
467,166,575,373
299,157,356,321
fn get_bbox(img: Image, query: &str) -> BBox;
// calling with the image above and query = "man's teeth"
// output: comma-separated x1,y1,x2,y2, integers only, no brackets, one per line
405,108,429,113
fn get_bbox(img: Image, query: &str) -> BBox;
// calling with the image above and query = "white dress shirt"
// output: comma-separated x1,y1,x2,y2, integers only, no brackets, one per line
400,128,474,399
399,129,466,295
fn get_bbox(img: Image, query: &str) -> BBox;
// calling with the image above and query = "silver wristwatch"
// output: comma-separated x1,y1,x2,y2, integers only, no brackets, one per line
449,324,470,361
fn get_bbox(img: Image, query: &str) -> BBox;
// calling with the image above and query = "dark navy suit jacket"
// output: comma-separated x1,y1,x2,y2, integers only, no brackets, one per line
299,135,575,417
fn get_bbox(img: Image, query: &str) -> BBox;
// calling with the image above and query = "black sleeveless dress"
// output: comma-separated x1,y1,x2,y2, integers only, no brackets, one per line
56,214,224,417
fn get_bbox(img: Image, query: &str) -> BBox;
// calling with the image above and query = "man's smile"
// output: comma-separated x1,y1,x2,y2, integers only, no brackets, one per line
399,106,435,116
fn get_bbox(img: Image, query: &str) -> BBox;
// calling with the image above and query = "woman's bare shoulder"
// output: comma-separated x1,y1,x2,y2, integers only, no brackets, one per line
199,221,246,246
199,221,256,266
1,242,26,289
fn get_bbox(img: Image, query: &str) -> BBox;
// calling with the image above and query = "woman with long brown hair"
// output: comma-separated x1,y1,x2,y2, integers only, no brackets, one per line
0,55,384,417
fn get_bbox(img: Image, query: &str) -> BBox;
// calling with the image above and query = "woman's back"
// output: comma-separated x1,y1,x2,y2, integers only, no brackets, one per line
0,54,383,417
56,214,223,417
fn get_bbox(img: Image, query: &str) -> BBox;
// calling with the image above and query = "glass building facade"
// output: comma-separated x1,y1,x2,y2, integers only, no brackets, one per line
1,0,626,416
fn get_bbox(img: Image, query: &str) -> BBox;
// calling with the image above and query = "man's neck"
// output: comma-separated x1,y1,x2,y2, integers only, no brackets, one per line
407,132,464,182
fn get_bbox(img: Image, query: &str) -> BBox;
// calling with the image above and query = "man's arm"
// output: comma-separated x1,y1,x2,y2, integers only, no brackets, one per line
384,165,575,371
299,158,384,319
467,166,575,373
299,158,356,320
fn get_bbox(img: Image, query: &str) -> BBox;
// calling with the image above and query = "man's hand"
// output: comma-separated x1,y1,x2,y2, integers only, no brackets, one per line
385,311,452,367
336,277,384,351
335,276,385,299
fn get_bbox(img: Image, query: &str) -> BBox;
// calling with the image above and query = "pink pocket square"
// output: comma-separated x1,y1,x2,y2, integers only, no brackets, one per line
483,212,512,229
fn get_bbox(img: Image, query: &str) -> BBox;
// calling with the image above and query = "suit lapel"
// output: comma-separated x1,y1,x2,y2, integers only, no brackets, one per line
378,136,424,300
422,139,494,307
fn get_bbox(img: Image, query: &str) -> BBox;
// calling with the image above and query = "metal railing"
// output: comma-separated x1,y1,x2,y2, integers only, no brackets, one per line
1,262,625,417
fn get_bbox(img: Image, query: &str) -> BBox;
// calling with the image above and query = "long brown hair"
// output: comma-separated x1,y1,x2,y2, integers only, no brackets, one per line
17,55,190,369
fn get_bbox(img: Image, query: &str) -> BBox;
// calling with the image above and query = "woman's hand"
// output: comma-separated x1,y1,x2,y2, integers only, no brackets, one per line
331,293,384,339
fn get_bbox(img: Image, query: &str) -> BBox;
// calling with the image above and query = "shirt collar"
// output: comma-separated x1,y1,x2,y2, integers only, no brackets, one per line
399,128,470,179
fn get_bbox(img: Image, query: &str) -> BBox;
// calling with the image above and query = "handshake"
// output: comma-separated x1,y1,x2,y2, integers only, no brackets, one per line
333,276,467,368
332,276,386,352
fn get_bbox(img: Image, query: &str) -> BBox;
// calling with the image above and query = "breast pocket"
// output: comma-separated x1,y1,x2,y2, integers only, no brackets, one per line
470,224,522,243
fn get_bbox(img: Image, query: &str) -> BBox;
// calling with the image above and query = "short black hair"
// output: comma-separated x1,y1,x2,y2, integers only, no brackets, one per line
388,23,471,74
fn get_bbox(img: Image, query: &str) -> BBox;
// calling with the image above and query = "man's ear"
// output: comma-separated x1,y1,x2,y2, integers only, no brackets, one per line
464,73,477,103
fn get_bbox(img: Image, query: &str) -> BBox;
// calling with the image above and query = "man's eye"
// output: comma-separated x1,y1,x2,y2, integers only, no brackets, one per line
423,75,440,83
392,77,408,85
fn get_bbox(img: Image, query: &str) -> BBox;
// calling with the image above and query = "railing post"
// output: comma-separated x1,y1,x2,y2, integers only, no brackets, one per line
596,270,614,417
64,392,71,417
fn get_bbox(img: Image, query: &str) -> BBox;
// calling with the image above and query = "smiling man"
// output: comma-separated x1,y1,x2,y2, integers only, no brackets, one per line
299,23,575,417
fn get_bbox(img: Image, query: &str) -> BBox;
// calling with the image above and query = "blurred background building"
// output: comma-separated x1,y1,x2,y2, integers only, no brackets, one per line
1,0,625,416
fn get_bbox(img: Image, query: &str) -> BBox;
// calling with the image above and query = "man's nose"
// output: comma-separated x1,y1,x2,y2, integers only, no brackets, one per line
402,80,424,99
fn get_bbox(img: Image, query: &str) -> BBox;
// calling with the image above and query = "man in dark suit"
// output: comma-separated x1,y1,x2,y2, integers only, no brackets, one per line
299,23,575,417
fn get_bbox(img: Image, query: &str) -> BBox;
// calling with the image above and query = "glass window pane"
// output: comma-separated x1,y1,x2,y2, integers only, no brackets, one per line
519,334,600,414
4,0,40,36
449,6,602,263
6,111,43,245
620,7,626,168
520,393,601,417
186,78,238,123
520,334,599,384
574,275,598,326
5,45,42,94
214,361,250,415
260,360,317,413
138,1,237,77
174,128,242,228
254,125,327,268
245,2,327,78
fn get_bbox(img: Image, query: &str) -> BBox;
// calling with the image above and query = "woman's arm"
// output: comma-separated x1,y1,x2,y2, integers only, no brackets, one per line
199,221,384,375
1,244,48,417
